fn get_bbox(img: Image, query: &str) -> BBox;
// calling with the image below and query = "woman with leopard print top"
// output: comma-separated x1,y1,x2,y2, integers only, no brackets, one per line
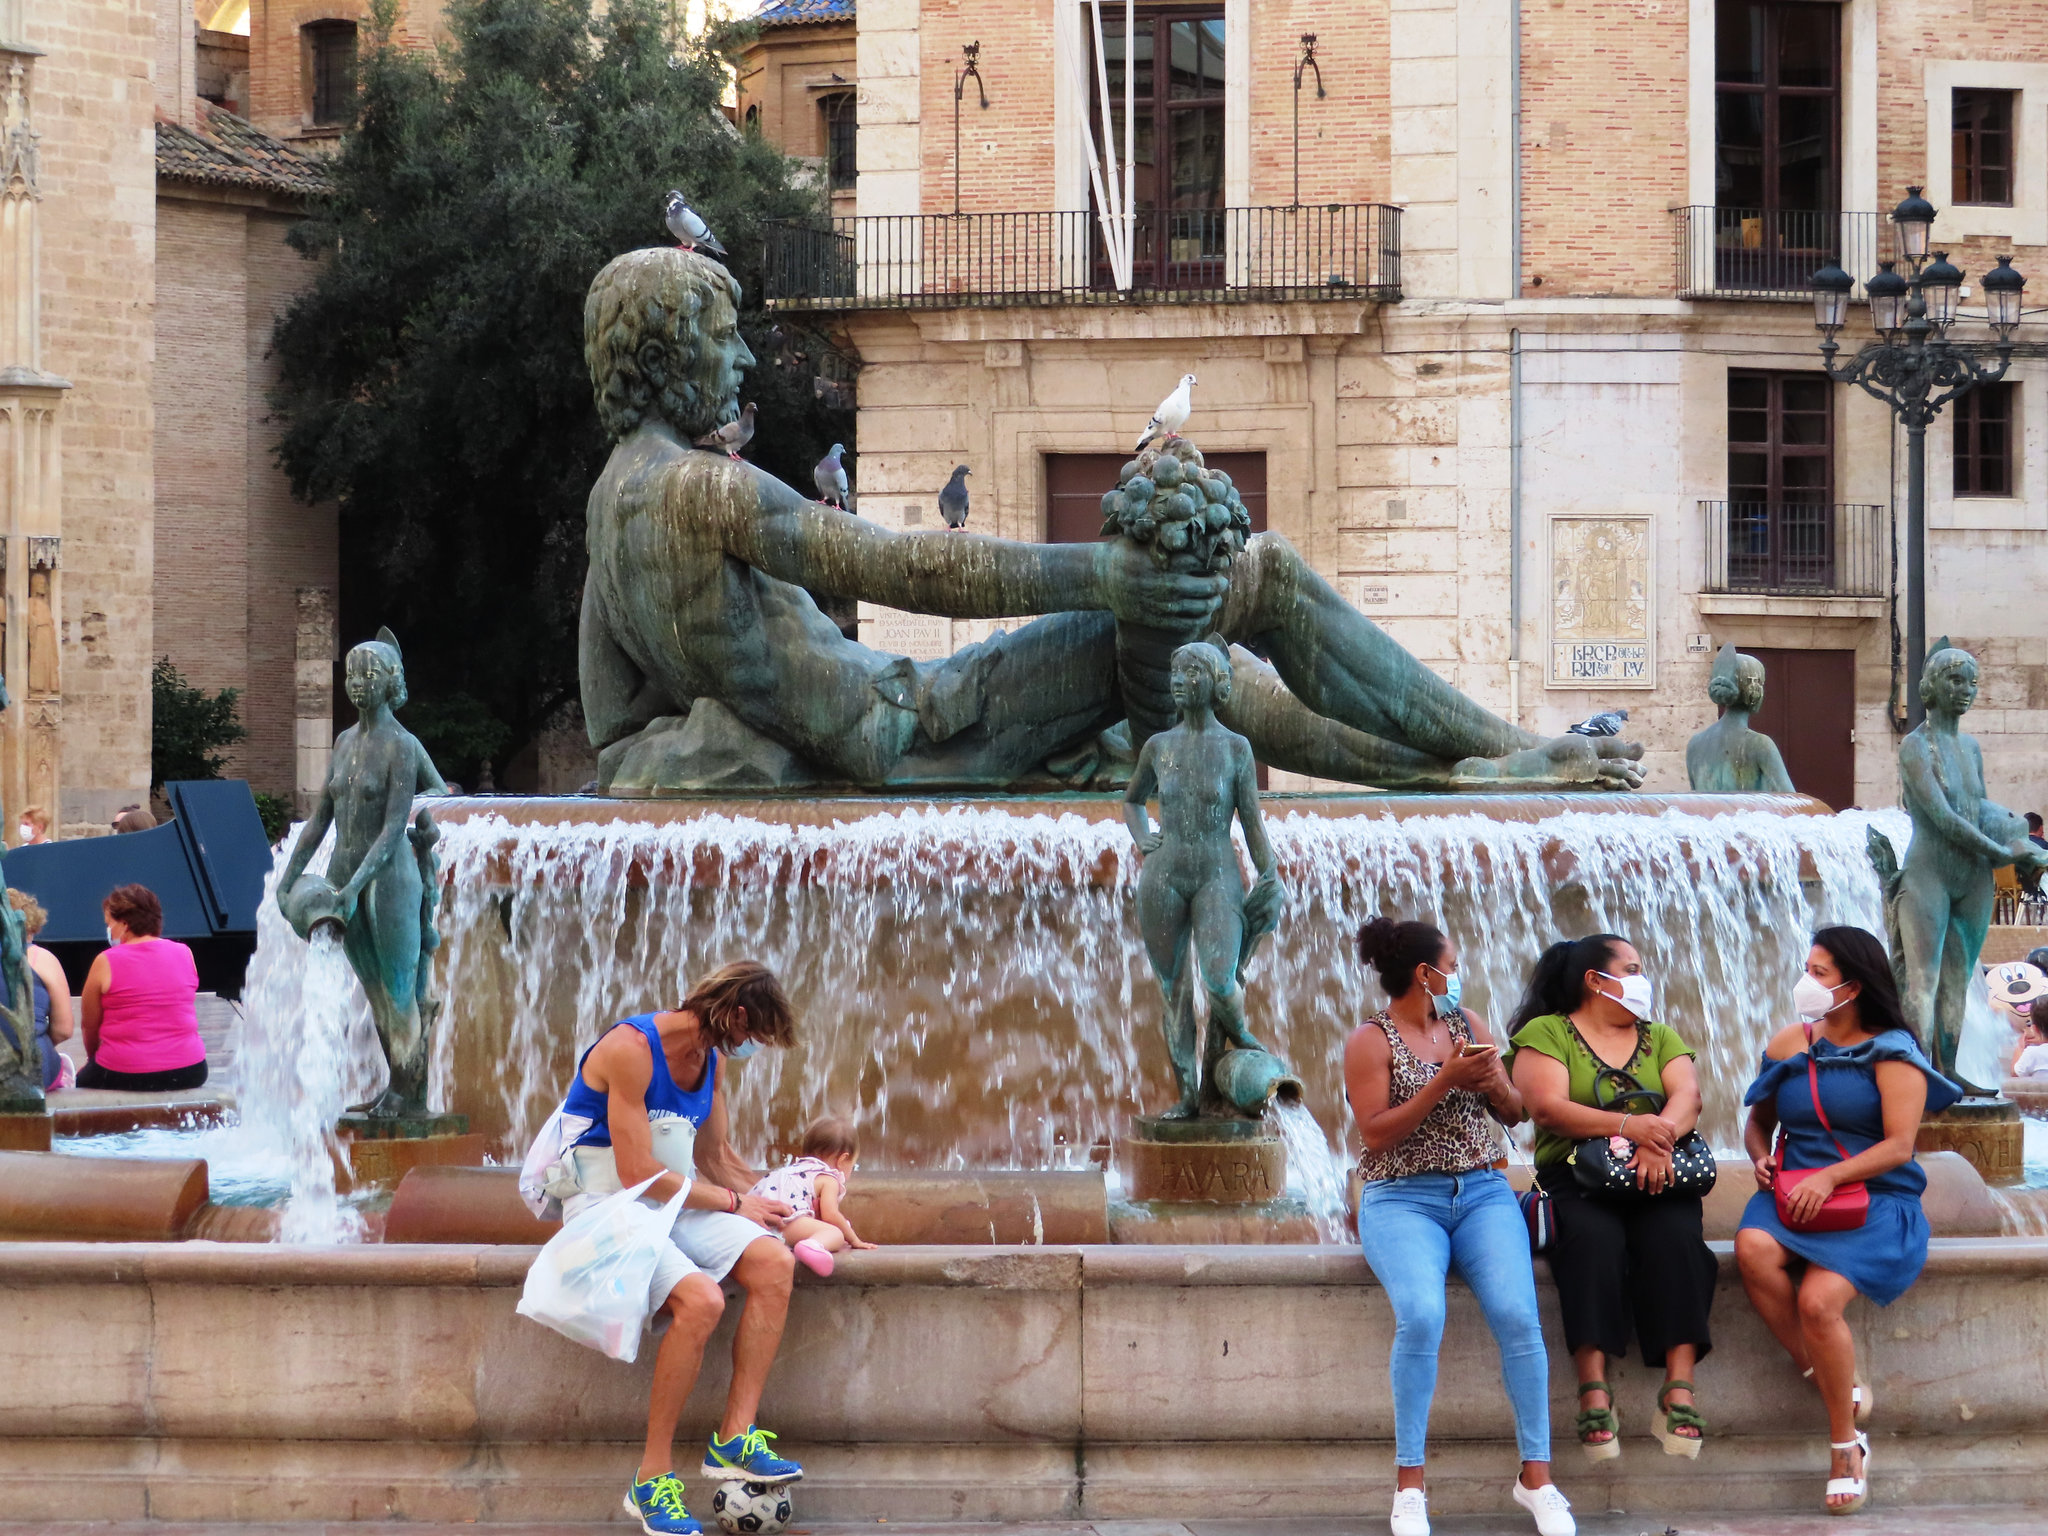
1345,917,1573,1536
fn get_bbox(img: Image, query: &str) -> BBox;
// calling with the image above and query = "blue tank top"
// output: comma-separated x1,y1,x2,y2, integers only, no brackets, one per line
560,1013,718,1148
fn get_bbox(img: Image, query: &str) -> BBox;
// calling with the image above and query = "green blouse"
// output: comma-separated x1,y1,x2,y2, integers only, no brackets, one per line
1506,1013,1698,1167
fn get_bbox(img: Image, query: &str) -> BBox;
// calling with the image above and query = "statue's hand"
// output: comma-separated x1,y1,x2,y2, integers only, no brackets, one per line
1243,870,1286,936
1454,735,1645,791
1132,829,1163,856
1101,539,1227,630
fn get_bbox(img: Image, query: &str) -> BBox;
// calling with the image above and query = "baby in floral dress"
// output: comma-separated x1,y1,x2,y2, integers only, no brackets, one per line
749,1115,875,1276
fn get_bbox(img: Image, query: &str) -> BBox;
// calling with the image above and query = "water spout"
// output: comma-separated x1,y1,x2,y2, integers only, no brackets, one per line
1213,1048,1303,1116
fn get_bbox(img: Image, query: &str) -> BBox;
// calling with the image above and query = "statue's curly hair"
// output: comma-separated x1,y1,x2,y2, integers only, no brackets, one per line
584,247,741,441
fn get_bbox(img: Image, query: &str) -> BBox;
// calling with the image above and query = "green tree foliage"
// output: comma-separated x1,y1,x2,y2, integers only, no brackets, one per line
272,0,853,771
151,658,249,788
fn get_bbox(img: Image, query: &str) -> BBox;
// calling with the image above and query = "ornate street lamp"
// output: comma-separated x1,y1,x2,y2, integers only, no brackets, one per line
953,41,990,216
1812,190,2026,726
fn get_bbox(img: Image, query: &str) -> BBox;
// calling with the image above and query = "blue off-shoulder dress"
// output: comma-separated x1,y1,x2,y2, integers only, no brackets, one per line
1737,1028,1963,1306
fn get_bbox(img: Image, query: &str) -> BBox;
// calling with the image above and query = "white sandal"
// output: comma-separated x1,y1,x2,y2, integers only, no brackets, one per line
1803,1367,1872,1425
1825,1432,1869,1515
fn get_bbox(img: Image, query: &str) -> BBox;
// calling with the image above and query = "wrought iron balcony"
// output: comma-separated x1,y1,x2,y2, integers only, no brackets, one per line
1701,500,1888,597
1673,208,1888,302
764,204,1401,310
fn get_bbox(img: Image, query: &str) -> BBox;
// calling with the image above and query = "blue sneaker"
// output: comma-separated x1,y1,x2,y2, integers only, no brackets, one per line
623,1473,701,1535
699,1424,803,1483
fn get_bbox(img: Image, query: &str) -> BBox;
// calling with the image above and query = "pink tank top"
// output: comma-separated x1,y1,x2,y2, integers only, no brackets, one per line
96,938,203,1074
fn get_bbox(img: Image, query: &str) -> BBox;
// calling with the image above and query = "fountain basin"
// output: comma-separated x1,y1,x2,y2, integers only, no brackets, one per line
1,1237,2044,1520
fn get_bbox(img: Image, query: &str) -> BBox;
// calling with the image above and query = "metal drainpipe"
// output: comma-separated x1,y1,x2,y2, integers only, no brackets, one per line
1508,0,1524,725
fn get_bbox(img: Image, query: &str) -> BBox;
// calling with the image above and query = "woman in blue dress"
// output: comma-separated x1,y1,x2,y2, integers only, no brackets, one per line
1735,925,1961,1517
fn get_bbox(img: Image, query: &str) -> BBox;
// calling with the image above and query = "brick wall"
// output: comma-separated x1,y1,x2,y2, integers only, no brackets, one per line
1518,0,1688,298
1246,0,1390,208
244,0,446,143
28,0,159,827
918,0,1056,214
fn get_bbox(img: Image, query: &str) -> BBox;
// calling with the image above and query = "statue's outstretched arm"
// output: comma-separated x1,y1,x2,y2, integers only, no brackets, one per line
724,471,1226,632
1234,743,1278,881
1900,739,2013,862
413,739,448,796
1123,739,1162,854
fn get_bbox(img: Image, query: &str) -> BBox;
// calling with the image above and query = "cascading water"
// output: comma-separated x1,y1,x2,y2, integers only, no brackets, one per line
1269,1099,1349,1241
219,797,2038,1237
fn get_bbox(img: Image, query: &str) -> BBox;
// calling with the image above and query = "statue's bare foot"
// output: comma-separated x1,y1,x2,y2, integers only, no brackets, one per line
1453,734,1645,791
1158,1098,1202,1121
357,1086,421,1119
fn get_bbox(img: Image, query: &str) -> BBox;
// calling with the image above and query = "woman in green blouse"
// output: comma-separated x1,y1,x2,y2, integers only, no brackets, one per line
1507,933,1717,1464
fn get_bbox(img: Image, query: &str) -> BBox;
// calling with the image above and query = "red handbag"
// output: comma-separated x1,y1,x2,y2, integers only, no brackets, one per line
1772,1024,1869,1233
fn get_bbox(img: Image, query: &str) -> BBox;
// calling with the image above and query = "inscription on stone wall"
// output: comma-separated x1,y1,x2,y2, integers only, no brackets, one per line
1547,515,1653,688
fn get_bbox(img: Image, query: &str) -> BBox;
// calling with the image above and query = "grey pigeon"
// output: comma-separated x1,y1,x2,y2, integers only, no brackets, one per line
1136,373,1197,451
938,465,971,529
663,190,727,257
1566,709,1630,737
696,401,756,460
815,442,850,509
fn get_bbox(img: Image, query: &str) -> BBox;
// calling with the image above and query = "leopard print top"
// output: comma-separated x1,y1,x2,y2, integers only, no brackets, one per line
1357,1008,1501,1182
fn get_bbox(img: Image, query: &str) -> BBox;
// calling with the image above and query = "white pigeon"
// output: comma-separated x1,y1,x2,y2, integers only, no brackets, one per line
663,190,728,257
1136,373,1197,451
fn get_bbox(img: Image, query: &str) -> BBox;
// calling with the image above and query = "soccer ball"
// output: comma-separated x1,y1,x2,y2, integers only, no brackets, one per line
710,1479,793,1535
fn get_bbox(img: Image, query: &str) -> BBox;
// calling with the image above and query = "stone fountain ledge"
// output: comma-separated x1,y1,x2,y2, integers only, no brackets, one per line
2,1241,2046,1523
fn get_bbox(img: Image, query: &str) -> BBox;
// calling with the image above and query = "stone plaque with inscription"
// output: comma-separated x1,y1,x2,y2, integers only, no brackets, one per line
1547,514,1653,688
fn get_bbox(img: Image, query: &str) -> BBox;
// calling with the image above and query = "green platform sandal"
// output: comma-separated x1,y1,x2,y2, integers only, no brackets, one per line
1656,1379,1705,1459
1576,1380,1621,1463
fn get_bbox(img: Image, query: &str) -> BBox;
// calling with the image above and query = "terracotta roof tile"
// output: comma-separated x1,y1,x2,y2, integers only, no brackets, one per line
756,0,854,26
156,101,331,200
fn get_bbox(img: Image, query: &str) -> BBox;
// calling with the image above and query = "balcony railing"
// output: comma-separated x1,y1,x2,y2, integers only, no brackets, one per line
1674,208,1889,302
1701,500,1889,597
764,204,1402,310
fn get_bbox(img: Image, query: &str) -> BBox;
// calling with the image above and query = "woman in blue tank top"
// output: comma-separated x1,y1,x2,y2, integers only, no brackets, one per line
544,962,806,1536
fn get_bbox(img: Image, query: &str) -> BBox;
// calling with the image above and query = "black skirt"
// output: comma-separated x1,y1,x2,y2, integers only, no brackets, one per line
1535,1162,1717,1367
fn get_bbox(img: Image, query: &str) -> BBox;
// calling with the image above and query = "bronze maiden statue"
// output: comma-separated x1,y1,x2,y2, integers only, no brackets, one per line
277,629,450,1119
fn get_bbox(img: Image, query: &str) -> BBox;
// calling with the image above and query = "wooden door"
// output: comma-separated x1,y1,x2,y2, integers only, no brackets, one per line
1743,646,1856,809
1045,451,1266,544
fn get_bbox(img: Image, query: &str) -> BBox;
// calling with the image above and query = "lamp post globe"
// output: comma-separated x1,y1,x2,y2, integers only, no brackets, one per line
1982,253,2026,337
1892,185,1936,262
1920,252,1964,328
1866,260,1909,336
1811,262,1853,336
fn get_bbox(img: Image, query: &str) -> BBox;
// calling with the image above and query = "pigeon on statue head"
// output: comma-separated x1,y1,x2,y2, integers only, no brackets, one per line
1136,373,1197,451
663,190,728,257
938,466,972,529
815,442,851,510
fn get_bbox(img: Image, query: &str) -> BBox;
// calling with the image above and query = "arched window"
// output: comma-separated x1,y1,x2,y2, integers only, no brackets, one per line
304,20,358,127
819,93,857,190
744,104,761,131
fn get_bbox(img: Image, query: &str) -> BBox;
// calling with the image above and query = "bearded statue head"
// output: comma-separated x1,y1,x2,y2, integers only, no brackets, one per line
584,247,755,442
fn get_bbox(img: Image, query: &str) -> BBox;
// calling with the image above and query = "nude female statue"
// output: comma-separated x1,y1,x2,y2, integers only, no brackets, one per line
277,628,449,1117
1884,646,2048,1088
1686,643,1795,794
1123,643,1286,1119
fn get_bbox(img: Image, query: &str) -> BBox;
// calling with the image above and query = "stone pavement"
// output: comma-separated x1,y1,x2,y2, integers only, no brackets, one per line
1,1512,2041,1536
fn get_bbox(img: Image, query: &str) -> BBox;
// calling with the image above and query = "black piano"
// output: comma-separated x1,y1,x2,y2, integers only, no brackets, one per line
3,780,277,998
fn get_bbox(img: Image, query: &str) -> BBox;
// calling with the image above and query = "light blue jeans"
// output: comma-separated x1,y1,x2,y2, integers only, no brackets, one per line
1356,1167,1551,1466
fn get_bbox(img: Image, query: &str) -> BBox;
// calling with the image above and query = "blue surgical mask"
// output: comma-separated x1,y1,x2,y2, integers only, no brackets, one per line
1427,964,1462,1020
722,1037,762,1063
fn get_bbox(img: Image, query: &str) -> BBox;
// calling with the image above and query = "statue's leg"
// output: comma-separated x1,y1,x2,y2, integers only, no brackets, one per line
1135,864,1200,1117
1943,875,1996,1090
1893,859,1951,1061
345,858,429,1115
1218,647,1461,787
1191,875,1261,1056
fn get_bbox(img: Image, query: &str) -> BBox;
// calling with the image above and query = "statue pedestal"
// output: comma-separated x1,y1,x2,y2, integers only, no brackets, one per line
336,1112,481,1189
0,1110,52,1152
1118,1115,1286,1204
1916,1098,2024,1186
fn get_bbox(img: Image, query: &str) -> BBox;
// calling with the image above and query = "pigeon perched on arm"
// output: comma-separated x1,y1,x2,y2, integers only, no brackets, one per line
814,443,850,510
1566,709,1630,737
663,190,728,257
1136,373,1197,451
938,465,972,529
695,401,756,461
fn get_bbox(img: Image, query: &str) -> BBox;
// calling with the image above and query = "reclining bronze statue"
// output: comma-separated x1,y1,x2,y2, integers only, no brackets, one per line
579,247,1646,794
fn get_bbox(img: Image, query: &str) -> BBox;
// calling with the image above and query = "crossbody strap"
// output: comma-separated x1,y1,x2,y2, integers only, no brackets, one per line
1801,1022,1855,1163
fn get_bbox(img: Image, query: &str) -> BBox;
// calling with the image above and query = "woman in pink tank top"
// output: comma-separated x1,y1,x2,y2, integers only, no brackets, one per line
77,883,206,1091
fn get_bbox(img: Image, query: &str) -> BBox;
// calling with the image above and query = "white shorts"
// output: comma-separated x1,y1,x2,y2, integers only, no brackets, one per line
561,1193,773,1327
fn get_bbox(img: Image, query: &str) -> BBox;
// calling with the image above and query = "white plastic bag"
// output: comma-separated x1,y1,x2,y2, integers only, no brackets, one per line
516,1175,685,1362
517,1105,575,1219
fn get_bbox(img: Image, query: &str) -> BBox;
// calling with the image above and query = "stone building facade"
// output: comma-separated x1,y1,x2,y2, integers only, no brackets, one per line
767,0,2048,813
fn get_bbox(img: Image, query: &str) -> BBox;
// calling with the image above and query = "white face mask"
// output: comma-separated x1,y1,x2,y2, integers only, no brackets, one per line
16,823,31,841
1793,974,1846,1023
1597,970,1655,1021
